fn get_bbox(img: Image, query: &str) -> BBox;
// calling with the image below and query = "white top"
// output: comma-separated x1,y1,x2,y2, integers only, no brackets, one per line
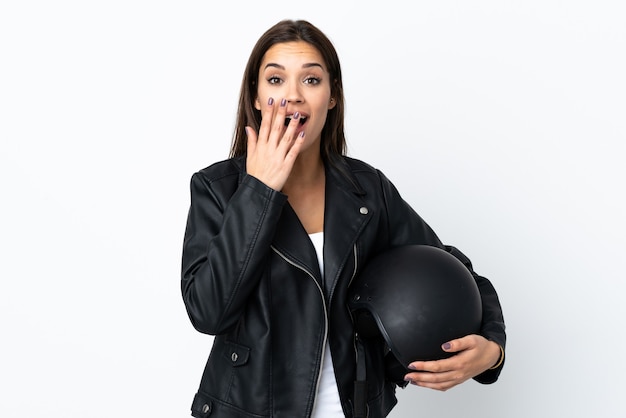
308,232,344,417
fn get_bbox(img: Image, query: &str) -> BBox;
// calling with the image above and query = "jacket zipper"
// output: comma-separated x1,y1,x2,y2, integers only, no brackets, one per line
270,245,329,416
347,243,359,287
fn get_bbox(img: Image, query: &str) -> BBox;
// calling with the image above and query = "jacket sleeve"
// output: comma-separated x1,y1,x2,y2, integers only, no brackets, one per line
445,245,506,383
181,171,287,335
377,170,506,383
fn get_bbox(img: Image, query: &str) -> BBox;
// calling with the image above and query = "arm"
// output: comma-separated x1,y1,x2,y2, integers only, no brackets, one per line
181,171,287,335
378,170,506,387
402,257,506,389
182,96,305,334
444,245,507,384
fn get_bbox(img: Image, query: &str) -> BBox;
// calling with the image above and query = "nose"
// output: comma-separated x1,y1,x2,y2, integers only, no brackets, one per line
285,81,304,104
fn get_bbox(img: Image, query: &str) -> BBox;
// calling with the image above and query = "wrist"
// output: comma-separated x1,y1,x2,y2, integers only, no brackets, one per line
488,343,505,370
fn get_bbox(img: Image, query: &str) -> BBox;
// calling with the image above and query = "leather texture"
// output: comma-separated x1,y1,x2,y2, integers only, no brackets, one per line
181,155,506,417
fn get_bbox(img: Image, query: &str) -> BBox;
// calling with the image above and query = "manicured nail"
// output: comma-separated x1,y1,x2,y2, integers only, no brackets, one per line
268,97,274,105
443,342,451,350
298,131,305,137
408,364,417,370
293,111,300,119
280,98,287,107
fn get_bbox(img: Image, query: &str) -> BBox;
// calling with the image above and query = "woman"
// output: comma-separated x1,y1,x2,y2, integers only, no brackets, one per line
181,19,506,418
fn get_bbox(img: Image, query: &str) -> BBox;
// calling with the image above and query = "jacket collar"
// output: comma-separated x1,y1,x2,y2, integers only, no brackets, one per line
234,155,372,295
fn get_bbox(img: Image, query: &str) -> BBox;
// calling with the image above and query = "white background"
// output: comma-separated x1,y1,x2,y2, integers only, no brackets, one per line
1,1,625,417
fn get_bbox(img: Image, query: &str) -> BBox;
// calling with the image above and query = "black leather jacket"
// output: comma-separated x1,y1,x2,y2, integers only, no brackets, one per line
181,155,506,418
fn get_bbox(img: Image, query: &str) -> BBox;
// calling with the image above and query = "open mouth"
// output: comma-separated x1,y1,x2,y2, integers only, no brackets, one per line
284,115,308,127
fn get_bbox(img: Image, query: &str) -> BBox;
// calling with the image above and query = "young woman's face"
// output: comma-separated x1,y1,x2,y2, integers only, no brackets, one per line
255,41,335,152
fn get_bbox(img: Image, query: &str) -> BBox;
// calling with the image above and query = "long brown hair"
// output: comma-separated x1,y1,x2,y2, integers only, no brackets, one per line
229,20,346,160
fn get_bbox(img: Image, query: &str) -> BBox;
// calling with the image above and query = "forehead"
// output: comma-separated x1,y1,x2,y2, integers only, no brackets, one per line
261,41,327,70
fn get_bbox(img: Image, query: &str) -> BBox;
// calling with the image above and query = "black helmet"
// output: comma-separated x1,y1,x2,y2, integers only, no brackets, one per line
348,245,482,383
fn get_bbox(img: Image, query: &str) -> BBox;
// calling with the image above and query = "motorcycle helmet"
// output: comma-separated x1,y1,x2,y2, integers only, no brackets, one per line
348,245,482,383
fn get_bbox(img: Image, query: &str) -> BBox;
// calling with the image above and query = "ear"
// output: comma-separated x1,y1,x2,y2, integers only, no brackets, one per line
328,97,336,110
254,97,261,110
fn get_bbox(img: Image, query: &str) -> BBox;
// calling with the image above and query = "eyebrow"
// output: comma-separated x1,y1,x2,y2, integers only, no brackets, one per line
264,62,324,71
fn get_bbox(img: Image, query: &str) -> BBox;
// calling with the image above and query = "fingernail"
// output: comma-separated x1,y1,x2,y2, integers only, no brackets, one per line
298,131,305,137
293,111,300,119
268,97,274,105
280,98,287,107
443,342,451,350
408,364,417,370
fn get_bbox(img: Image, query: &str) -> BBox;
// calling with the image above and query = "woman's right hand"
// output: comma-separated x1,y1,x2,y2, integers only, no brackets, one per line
245,97,305,191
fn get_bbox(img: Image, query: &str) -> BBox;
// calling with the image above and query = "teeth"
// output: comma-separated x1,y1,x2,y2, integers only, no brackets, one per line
284,116,307,126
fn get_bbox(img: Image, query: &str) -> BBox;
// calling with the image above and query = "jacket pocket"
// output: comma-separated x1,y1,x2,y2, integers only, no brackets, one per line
191,390,267,418
223,340,250,367
191,391,214,417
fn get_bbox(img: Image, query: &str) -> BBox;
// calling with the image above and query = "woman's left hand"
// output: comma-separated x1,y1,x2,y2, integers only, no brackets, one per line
404,335,501,391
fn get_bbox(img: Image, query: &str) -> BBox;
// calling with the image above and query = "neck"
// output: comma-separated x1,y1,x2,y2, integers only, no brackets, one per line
281,149,326,234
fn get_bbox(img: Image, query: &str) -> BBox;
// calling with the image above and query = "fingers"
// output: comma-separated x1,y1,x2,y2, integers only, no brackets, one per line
245,97,305,190
405,370,466,391
284,129,305,162
255,98,271,145
270,98,288,139
408,356,453,374
258,98,287,141
441,336,471,354
404,357,469,391
257,97,302,146
403,335,496,391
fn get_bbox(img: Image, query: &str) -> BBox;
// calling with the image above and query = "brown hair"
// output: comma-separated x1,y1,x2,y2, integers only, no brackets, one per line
229,19,346,160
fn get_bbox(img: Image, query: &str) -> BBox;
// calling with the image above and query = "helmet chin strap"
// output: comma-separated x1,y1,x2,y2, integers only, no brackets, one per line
353,334,368,418
353,334,409,417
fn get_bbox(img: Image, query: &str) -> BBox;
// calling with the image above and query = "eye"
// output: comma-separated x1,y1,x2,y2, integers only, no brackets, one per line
267,75,282,85
303,76,321,85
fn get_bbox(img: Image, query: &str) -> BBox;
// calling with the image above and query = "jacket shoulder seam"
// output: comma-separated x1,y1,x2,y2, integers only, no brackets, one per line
195,159,242,185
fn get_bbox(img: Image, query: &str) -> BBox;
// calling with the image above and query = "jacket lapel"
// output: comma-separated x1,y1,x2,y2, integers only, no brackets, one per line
271,202,322,280
234,156,322,280
235,155,372,291
323,159,372,296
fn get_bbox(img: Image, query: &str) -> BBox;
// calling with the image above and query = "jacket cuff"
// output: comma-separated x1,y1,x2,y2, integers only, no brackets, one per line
473,341,505,384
